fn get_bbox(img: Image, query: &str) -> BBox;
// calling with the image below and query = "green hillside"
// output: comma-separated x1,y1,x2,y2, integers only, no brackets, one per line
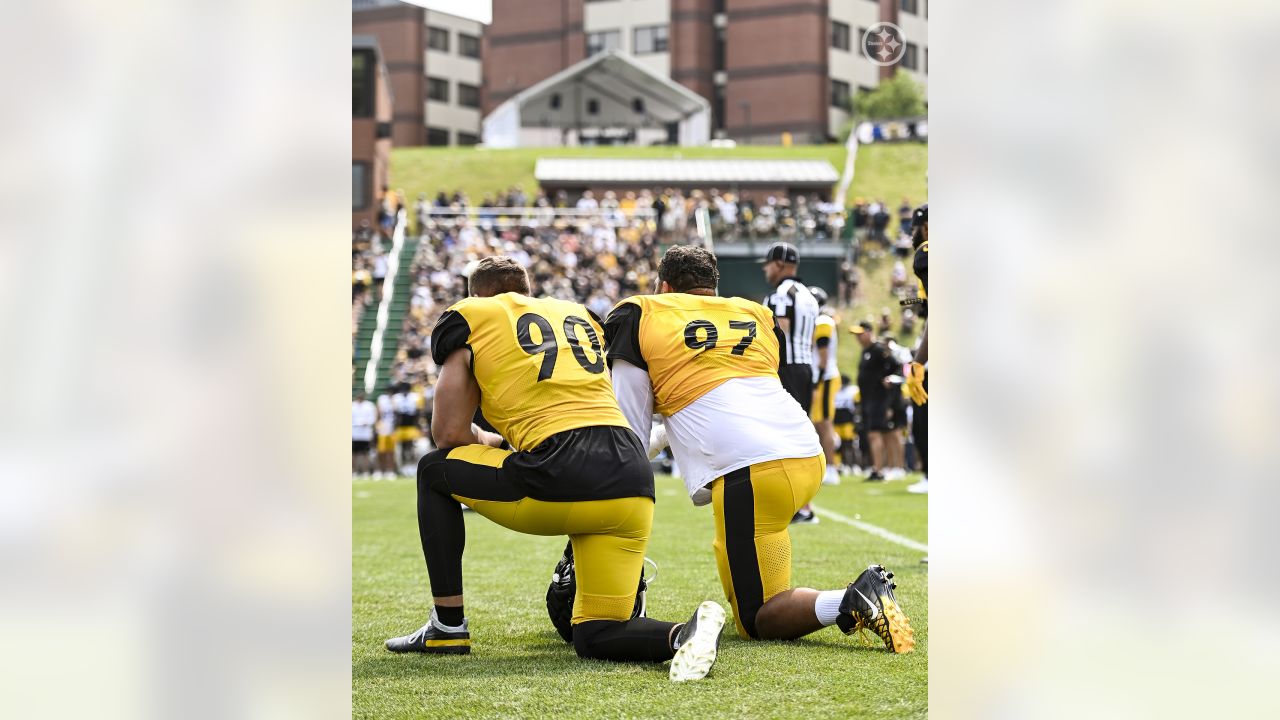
389,143,926,208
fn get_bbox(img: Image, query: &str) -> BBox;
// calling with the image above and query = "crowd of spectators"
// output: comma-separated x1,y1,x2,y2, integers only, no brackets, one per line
407,186,848,243
386,199,663,391
353,186,926,417
351,220,388,345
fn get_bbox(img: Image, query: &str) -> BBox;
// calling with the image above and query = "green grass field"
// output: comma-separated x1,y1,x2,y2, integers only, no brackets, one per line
389,143,926,209
353,473,928,719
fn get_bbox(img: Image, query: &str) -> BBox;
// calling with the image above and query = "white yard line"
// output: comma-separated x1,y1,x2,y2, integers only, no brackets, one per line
810,504,929,553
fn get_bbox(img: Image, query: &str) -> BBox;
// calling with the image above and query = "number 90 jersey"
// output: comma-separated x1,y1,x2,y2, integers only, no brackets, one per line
431,293,629,452
603,294,780,416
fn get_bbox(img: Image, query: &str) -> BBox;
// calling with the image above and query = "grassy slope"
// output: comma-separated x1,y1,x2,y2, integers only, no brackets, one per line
353,474,927,719
389,143,926,209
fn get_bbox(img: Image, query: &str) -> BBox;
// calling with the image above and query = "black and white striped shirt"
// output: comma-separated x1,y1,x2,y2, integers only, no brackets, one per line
764,277,819,366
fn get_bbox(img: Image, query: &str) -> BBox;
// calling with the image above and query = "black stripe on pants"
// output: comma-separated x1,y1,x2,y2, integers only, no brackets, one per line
723,465,764,638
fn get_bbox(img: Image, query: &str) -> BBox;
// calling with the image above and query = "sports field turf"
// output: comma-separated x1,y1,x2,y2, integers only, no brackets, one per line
353,472,928,719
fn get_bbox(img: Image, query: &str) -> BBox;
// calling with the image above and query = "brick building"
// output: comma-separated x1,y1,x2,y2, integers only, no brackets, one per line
485,0,928,144
352,0,484,146
352,35,393,228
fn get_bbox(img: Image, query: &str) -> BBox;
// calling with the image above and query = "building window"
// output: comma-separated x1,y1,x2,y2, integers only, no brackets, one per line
900,0,919,14
427,76,449,103
457,132,480,146
353,162,369,210
428,27,450,52
586,30,620,57
426,127,450,146
902,42,919,71
633,25,668,54
831,21,851,51
352,49,375,118
459,33,481,59
458,83,481,109
830,79,851,110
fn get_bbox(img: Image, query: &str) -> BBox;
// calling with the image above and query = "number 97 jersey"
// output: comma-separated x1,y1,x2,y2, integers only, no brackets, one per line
604,294,781,416
431,293,629,452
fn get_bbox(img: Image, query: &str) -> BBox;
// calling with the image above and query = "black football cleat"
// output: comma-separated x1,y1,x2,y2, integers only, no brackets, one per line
669,601,726,682
836,564,915,653
385,611,471,655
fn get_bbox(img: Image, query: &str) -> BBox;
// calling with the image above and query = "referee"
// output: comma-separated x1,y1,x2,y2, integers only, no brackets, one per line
760,242,822,523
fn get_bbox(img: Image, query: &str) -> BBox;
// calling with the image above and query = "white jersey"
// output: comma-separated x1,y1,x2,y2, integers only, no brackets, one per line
352,400,377,441
612,364,821,505
834,384,856,412
763,278,819,366
376,394,394,436
812,313,839,383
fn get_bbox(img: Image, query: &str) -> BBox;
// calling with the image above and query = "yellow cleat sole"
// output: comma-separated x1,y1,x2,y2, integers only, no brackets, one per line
880,595,915,654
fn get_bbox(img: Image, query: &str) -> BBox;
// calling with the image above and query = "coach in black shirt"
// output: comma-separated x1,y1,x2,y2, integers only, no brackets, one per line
851,320,898,482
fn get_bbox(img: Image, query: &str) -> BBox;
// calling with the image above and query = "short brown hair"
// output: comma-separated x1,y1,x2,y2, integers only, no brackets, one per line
468,256,530,297
658,245,719,293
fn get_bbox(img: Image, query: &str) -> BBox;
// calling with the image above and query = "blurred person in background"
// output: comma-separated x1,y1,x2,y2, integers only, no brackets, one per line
808,286,843,486
376,390,396,480
850,321,896,482
881,336,913,481
392,382,424,475
903,204,928,496
878,308,893,336
352,392,377,479
833,375,860,475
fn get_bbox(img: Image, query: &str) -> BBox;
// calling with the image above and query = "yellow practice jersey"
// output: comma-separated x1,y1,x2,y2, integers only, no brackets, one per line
430,293,629,451
604,293,780,416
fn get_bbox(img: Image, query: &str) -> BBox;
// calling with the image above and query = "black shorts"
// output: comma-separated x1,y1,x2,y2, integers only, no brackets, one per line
778,364,815,413
891,396,908,430
426,425,655,503
352,439,371,453
861,396,891,432
833,407,854,425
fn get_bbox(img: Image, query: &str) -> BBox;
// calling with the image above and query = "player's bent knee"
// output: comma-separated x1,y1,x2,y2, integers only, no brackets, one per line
416,448,451,492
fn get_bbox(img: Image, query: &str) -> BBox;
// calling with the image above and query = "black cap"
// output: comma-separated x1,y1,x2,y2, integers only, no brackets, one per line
759,241,799,264
912,204,928,226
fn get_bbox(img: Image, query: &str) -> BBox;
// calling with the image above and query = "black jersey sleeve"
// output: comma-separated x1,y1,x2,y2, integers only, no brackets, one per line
603,302,647,370
430,310,472,366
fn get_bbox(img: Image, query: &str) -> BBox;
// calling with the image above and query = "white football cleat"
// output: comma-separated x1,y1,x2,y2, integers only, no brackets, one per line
822,465,842,485
906,477,928,494
669,601,726,682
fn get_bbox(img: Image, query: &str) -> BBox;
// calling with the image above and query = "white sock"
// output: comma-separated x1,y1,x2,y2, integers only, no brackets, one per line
814,589,845,626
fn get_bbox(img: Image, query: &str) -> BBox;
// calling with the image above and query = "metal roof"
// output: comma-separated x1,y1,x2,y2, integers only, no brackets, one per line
534,158,840,185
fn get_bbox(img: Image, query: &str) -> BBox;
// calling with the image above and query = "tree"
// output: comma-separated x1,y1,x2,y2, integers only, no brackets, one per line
852,71,926,120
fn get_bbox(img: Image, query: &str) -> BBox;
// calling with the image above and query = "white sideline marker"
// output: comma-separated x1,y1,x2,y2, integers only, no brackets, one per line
810,505,929,553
